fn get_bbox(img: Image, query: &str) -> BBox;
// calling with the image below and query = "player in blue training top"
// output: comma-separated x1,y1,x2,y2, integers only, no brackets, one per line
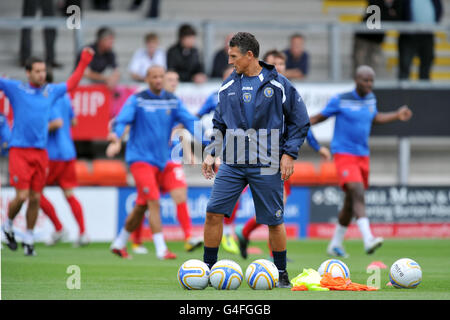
107,65,199,260
201,33,311,288
38,76,88,247
129,70,203,255
0,48,93,256
0,112,11,157
308,65,412,258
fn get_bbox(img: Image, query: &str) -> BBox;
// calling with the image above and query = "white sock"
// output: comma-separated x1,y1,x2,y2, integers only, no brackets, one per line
24,229,34,245
153,232,167,258
3,218,13,232
223,224,232,236
356,217,374,246
112,228,130,249
329,223,347,248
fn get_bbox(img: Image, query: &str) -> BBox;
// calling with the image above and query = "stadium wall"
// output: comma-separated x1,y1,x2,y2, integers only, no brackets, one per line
1,186,449,243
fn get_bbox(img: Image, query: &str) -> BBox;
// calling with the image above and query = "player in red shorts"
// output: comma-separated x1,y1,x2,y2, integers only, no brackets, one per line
308,65,412,257
1,48,93,256
38,75,88,247
129,70,203,254
107,65,199,260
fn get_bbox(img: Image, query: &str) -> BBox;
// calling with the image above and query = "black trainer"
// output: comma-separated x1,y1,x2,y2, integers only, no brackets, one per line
22,243,36,256
276,270,291,288
235,225,249,259
3,229,18,251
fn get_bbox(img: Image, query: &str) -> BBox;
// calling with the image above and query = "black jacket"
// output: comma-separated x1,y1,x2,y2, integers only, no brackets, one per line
166,43,204,82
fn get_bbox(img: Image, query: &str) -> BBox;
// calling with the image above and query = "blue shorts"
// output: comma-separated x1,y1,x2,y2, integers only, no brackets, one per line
206,164,284,226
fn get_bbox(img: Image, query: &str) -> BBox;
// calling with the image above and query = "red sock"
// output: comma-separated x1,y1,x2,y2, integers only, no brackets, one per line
176,202,192,240
242,217,260,240
131,216,145,245
224,201,239,225
67,195,85,235
40,195,63,232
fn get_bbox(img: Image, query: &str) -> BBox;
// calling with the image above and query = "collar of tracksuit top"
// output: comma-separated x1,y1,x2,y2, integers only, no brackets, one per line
220,61,279,131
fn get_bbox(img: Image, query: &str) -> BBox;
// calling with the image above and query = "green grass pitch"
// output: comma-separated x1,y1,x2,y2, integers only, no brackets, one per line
2,239,450,300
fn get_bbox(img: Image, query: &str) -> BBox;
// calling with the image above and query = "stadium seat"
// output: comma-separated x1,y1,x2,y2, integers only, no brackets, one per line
289,162,319,185
318,161,339,185
92,159,128,186
75,160,95,186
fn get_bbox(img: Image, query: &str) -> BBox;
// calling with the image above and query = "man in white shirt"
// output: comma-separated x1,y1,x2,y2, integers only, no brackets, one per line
128,33,166,82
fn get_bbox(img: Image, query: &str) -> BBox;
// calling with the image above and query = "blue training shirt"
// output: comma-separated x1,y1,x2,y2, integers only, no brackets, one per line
47,94,77,161
241,68,270,128
0,78,67,149
0,113,11,155
320,89,378,156
113,89,198,170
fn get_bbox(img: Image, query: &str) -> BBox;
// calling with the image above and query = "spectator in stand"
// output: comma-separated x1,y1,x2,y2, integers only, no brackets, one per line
20,0,62,69
129,0,160,18
76,27,120,90
128,33,167,82
352,0,402,76
398,0,443,80
167,24,207,84
210,33,234,78
283,34,309,80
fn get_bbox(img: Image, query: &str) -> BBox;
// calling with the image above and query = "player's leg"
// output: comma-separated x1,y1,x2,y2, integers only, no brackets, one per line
111,162,158,258
131,215,148,254
63,188,89,247
3,188,29,251
161,162,202,251
203,164,247,269
146,199,176,260
111,204,147,258
22,190,41,256
221,197,240,254
247,167,290,288
327,189,352,257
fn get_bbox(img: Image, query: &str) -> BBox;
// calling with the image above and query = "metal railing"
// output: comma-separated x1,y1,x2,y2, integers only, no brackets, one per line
0,17,449,81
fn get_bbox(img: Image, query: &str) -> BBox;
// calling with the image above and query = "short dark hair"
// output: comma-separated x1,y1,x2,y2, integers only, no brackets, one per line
229,32,259,58
178,24,196,41
25,57,45,71
96,26,115,41
263,49,286,62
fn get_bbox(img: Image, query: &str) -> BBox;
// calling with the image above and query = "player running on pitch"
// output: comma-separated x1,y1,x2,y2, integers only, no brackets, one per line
1,48,94,256
129,70,203,254
39,74,88,247
107,65,199,260
308,65,412,257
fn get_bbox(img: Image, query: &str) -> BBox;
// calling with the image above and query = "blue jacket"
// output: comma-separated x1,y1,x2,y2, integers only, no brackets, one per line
113,89,198,170
205,61,310,167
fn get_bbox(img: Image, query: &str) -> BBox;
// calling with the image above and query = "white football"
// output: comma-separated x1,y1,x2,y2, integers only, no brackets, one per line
210,259,243,290
177,259,210,290
245,259,279,290
318,259,350,279
389,258,422,289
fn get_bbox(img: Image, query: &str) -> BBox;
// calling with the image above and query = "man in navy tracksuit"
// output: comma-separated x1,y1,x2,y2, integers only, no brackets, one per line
201,32,310,288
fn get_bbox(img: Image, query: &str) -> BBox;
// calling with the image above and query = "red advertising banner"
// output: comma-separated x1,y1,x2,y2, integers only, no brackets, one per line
69,84,111,140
